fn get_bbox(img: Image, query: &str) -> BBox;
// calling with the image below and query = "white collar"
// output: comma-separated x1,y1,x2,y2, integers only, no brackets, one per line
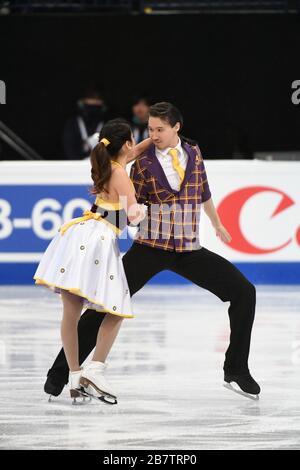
157,137,182,157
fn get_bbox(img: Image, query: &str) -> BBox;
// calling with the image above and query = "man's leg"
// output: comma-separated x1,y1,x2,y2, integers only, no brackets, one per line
122,243,177,296
171,247,256,375
45,243,173,395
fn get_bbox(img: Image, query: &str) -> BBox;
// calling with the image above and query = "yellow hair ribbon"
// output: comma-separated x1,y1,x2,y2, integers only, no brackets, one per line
100,138,110,147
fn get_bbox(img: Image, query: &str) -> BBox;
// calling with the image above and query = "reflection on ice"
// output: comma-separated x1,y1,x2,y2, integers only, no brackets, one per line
0,285,299,450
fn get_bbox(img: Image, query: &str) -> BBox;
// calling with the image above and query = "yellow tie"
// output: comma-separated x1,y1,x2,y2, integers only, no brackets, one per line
168,148,185,184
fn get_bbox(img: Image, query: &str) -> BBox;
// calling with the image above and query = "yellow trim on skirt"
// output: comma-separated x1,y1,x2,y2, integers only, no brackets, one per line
34,277,134,318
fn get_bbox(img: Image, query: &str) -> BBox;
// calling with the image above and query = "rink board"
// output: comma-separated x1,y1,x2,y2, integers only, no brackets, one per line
0,160,299,284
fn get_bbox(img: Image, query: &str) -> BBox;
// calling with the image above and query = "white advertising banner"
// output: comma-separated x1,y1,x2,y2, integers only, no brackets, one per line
200,160,300,262
0,159,299,284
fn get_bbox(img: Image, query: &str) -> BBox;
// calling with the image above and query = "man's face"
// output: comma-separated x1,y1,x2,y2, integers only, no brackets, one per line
148,116,180,150
132,100,149,123
82,98,104,106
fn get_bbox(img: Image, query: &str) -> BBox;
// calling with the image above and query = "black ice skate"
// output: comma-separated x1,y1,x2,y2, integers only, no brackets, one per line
223,373,260,401
44,370,66,402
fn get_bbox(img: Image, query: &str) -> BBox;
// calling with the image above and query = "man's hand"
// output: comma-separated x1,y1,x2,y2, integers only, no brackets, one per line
215,224,232,243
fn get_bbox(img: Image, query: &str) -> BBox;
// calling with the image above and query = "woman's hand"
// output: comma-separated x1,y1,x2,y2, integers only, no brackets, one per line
215,224,232,243
126,138,152,164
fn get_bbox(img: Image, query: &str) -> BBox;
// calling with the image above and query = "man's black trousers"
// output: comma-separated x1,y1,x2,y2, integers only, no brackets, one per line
47,242,256,383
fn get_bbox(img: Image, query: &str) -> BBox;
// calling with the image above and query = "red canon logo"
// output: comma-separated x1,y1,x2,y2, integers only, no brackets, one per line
217,186,299,254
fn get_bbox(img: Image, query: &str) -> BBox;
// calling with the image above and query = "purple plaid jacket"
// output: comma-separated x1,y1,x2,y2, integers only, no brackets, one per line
130,142,211,252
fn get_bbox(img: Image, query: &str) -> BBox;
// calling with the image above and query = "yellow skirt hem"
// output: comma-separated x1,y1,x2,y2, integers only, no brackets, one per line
33,277,134,318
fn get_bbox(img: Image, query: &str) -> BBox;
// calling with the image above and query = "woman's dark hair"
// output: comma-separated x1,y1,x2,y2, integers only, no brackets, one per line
90,118,132,195
149,102,183,130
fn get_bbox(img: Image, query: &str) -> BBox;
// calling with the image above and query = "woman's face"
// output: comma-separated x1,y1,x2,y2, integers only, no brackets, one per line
123,134,136,157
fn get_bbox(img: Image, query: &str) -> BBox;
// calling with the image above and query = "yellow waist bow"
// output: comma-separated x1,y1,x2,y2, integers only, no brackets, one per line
59,210,102,235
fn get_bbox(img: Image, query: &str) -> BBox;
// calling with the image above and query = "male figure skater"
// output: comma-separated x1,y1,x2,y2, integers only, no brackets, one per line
45,102,260,400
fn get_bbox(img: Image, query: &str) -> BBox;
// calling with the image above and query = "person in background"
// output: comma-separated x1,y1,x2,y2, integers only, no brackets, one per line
63,88,108,159
130,94,151,144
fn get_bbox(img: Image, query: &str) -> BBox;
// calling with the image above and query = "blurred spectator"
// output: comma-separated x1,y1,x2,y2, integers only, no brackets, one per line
210,119,254,160
63,88,108,159
130,94,151,143
224,120,253,159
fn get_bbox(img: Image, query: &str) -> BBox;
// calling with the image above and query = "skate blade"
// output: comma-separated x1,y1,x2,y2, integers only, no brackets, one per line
47,394,64,403
71,387,92,406
48,388,92,406
71,391,92,406
71,395,92,406
84,387,117,405
47,394,91,406
223,382,259,401
80,380,118,405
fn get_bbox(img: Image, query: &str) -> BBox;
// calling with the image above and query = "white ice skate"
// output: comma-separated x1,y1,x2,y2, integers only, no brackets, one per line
80,361,118,405
69,370,91,405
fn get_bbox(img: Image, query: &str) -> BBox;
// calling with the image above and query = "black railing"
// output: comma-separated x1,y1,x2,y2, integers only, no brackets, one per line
140,1,298,13
0,121,43,160
0,1,134,13
0,0,299,13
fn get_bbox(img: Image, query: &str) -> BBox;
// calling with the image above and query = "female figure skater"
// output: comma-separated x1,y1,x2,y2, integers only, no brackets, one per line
34,119,149,404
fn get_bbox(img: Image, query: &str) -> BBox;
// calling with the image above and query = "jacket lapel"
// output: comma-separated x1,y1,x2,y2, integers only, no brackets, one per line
143,144,175,194
181,142,196,188
143,142,196,194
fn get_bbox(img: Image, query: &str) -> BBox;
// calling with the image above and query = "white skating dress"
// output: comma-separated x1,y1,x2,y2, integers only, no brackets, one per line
34,164,134,318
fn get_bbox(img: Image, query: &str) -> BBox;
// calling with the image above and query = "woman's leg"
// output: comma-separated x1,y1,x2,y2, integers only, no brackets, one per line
60,290,83,372
92,313,124,363
45,243,172,394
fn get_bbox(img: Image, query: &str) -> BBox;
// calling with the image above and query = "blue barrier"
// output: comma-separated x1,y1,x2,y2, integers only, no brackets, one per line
1,166,299,285
1,261,300,285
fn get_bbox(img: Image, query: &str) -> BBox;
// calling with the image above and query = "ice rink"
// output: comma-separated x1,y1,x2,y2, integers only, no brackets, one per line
0,284,299,450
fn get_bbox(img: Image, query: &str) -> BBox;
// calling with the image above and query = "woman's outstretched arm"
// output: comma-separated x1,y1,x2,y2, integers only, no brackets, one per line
126,138,152,164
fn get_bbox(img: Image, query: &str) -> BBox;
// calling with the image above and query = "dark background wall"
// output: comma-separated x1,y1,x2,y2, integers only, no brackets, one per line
0,13,299,159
